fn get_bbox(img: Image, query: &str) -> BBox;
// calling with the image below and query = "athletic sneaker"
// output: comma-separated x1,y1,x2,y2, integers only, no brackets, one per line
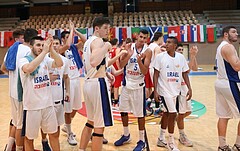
61,126,76,137
67,133,78,146
233,144,240,151
157,137,167,147
167,142,180,151
42,141,52,151
114,134,131,146
179,133,193,147
133,140,146,151
218,145,232,151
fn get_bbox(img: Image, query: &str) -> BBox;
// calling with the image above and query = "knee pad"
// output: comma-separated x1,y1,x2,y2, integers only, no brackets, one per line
10,119,13,126
120,112,128,117
85,123,94,129
92,132,103,137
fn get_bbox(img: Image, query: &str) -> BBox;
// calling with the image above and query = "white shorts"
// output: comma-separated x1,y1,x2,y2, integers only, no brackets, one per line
83,78,113,128
22,106,58,139
215,79,240,119
10,97,23,129
54,102,64,126
119,86,146,117
177,95,192,114
161,96,178,113
64,78,82,113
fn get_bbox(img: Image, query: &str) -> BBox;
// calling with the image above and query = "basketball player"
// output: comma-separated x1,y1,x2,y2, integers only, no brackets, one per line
153,37,192,151
114,29,152,151
79,17,114,151
1,28,38,151
19,36,63,151
215,26,240,151
145,32,164,101
175,44,198,147
40,35,70,151
59,21,86,145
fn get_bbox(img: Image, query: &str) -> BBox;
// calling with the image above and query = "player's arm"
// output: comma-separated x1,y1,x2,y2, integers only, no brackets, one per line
0,61,8,74
182,71,192,100
59,21,74,54
22,43,50,74
63,74,70,101
188,46,198,71
108,49,127,67
111,66,123,76
137,48,152,75
74,28,87,43
221,44,240,71
153,68,160,102
120,43,133,68
50,44,63,68
90,38,112,67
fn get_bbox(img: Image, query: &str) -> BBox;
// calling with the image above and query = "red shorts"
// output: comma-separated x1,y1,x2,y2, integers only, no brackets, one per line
145,70,153,88
113,73,123,88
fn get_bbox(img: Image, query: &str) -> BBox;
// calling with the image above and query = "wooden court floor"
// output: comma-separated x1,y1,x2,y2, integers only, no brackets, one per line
0,65,239,151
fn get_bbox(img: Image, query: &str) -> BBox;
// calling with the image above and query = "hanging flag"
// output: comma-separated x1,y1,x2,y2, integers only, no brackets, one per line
0,31,4,47
118,27,127,44
87,27,93,38
148,26,161,42
197,25,207,42
131,27,140,40
180,25,188,42
55,29,61,39
109,27,116,40
4,31,14,47
38,30,47,39
168,26,181,42
188,25,197,42
48,29,55,36
207,25,217,43
126,27,131,39
76,28,87,41
160,26,168,42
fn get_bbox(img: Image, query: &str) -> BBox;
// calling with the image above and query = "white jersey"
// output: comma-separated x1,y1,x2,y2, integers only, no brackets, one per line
83,35,108,79
153,51,189,97
19,56,54,110
148,42,160,68
48,55,70,102
123,43,148,89
216,41,240,82
4,44,31,99
64,48,80,80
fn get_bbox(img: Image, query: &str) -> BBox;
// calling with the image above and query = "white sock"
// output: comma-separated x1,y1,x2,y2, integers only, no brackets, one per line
236,135,240,145
66,124,72,135
139,130,145,142
159,128,166,140
16,146,23,151
6,137,15,151
168,133,174,143
123,126,130,136
219,136,226,147
179,129,185,135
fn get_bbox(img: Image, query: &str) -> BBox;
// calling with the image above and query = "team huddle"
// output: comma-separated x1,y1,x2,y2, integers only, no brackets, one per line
2,16,240,151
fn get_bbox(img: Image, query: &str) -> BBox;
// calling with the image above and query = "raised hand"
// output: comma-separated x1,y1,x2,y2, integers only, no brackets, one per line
190,45,198,57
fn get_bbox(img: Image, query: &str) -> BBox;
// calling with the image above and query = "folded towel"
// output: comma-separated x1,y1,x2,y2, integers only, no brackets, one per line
70,44,83,69
24,55,40,76
5,42,22,71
